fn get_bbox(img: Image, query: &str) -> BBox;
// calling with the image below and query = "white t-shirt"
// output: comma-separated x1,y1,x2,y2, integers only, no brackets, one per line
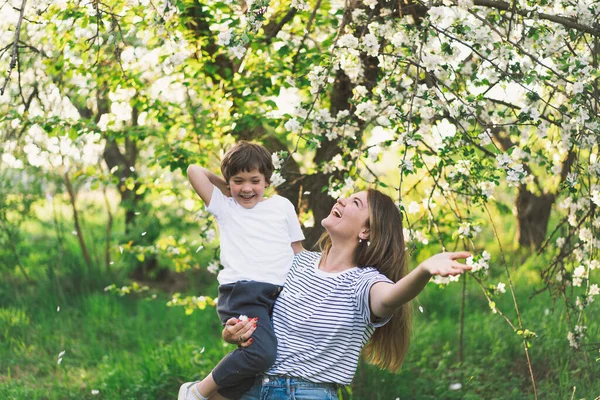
206,186,305,286
267,251,393,385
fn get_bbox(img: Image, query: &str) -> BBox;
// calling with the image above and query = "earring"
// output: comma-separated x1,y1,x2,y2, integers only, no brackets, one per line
367,241,371,247
358,238,363,243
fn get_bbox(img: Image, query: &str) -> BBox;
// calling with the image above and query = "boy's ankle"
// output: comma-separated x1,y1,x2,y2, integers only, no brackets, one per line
190,383,209,400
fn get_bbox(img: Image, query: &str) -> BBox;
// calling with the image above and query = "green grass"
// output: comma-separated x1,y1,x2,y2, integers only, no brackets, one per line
353,279,600,399
0,285,230,400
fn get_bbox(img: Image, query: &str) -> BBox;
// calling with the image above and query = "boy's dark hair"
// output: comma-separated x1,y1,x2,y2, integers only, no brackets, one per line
220,141,274,184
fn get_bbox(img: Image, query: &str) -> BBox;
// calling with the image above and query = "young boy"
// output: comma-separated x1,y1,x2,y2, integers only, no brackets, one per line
179,141,304,400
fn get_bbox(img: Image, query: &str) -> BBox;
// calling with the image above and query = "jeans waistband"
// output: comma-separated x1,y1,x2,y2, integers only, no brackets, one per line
261,375,339,390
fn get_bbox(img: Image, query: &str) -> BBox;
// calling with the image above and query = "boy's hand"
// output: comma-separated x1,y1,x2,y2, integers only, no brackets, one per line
222,317,257,347
419,251,472,277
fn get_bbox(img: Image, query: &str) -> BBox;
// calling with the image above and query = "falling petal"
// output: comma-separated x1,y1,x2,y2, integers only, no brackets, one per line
303,191,311,195
57,306,60,312
71,231,77,235
141,232,147,236
200,347,205,353
129,166,135,172
57,358,63,365
119,246,123,254
109,261,114,265
449,383,462,391
135,212,141,215
91,389,100,395
58,350,66,358
419,306,424,313
196,245,204,253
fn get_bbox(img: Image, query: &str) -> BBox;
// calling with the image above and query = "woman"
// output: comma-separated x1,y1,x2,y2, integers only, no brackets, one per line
219,189,471,399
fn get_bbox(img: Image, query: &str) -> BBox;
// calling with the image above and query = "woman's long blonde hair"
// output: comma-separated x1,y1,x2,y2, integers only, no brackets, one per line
317,188,412,373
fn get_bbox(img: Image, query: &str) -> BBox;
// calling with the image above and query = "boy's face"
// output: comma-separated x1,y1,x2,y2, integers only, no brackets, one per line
228,168,268,209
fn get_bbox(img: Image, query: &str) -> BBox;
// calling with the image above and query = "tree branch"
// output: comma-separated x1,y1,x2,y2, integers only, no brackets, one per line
291,0,323,71
1,0,28,96
472,0,600,36
263,9,297,43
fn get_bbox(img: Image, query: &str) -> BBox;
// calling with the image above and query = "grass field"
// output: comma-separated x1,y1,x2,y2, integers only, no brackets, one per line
1,202,598,399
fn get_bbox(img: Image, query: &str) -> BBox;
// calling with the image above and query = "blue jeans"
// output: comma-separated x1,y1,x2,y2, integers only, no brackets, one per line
240,375,339,400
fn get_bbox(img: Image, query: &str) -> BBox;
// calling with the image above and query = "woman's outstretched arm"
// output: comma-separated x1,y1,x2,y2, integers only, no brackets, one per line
369,251,472,319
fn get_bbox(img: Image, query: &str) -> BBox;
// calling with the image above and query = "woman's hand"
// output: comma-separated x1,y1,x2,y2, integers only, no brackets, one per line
222,317,257,347
419,251,472,277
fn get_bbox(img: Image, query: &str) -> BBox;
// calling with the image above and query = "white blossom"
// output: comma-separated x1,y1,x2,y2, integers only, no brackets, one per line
307,66,328,95
217,30,232,46
205,229,216,242
231,45,246,59
407,201,421,214
478,130,492,145
449,383,463,391
478,181,495,198
338,34,359,49
291,0,310,10
496,282,506,294
355,101,377,121
567,331,578,348
207,261,220,274
284,118,302,133
401,159,414,172
270,171,286,187
272,153,283,169
457,222,481,239
591,190,600,207
361,33,380,57
363,0,377,9
572,265,586,287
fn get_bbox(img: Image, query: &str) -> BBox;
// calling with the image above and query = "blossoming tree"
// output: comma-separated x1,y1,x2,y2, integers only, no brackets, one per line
1,0,599,396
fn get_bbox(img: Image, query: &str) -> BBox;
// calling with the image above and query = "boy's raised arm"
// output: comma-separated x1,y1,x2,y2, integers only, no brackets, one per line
187,165,230,206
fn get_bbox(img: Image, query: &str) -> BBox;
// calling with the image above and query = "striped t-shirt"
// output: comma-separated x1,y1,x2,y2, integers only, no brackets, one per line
267,251,394,385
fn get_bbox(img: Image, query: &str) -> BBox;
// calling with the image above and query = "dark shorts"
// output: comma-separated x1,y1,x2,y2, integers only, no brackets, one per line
213,281,282,399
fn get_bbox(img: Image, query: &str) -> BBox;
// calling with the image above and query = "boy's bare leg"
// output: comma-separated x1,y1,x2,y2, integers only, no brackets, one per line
192,373,219,399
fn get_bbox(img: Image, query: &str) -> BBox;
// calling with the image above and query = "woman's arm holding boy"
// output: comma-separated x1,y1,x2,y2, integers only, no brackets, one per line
369,251,472,319
291,241,304,254
187,165,230,205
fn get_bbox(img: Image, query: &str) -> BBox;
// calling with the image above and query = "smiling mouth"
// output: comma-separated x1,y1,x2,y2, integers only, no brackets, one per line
240,194,255,200
332,208,342,218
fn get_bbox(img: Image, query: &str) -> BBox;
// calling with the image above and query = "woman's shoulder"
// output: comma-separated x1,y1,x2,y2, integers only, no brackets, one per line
351,266,390,282
290,251,320,271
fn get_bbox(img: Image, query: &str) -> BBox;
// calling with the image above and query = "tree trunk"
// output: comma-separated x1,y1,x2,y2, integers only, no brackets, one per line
64,172,93,271
515,188,555,249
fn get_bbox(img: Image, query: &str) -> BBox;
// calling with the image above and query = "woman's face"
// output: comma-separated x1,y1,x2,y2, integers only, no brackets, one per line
322,191,369,240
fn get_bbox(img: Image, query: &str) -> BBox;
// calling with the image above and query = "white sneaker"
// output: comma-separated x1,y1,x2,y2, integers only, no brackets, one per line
178,381,202,400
